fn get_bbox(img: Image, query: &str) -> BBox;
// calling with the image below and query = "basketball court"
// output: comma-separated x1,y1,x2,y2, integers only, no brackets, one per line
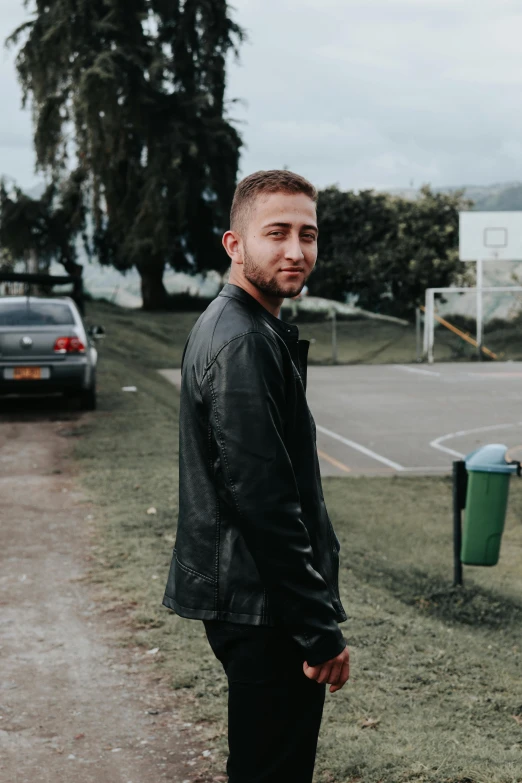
159,361,522,476
158,210,522,478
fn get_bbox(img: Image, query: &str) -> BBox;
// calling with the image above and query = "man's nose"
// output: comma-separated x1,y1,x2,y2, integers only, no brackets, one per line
284,235,305,262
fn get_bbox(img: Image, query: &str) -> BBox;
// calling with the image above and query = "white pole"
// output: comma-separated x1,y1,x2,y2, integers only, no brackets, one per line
331,309,337,364
476,258,483,360
428,289,435,364
423,288,430,356
415,307,422,362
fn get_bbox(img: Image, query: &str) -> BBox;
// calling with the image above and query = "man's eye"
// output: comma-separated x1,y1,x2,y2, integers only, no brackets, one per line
302,234,316,241
269,231,283,237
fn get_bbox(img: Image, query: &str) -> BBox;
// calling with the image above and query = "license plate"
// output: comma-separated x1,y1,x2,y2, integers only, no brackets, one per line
13,367,42,380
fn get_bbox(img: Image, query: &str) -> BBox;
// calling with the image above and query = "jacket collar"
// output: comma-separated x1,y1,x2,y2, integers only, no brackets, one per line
218,283,299,342
219,283,309,390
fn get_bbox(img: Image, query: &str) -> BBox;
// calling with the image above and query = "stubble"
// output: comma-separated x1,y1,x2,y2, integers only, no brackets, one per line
242,244,309,299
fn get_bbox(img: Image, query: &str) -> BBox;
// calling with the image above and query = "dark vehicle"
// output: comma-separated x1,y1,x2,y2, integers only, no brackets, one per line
0,296,104,410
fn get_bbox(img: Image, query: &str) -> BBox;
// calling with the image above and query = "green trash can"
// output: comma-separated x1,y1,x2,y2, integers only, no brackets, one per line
461,443,518,566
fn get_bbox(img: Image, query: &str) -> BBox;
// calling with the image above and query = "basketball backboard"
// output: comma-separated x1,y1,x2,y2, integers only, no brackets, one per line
459,211,522,261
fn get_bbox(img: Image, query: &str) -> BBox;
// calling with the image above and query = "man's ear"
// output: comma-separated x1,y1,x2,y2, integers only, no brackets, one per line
222,230,243,264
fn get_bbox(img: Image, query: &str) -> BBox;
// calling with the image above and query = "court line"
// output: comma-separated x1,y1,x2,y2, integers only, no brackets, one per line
401,466,449,473
396,366,441,377
468,372,522,378
430,421,522,459
316,425,405,472
317,448,351,474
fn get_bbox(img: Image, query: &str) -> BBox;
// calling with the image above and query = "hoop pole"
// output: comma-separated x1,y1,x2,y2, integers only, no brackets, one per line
476,259,483,360
331,309,337,364
423,290,430,356
428,289,435,364
415,307,422,362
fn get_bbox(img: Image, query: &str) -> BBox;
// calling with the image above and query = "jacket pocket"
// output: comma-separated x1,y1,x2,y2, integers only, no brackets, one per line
325,512,341,553
174,549,216,584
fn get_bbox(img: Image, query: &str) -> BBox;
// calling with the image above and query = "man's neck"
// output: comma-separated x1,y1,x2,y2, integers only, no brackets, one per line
227,275,283,318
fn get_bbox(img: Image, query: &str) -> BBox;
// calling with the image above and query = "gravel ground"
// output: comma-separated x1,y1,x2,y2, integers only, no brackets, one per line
0,404,218,783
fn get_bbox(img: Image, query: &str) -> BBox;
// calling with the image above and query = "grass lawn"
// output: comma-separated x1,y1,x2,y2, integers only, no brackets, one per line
297,317,522,365
74,300,522,783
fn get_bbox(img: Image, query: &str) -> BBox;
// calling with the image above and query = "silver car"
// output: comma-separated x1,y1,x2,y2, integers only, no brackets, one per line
0,296,104,410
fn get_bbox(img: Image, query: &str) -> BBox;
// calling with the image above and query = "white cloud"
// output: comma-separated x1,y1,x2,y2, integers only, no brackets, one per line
1,0,522,191
227,0,522,188
0,1,37,188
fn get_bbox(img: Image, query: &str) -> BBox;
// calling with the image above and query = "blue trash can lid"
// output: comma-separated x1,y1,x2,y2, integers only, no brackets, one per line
465,443,518,474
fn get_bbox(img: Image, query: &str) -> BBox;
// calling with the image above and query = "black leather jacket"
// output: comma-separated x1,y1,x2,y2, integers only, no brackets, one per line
162,283,347,666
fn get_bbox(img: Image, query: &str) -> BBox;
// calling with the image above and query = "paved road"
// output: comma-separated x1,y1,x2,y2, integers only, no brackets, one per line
159,362,522,476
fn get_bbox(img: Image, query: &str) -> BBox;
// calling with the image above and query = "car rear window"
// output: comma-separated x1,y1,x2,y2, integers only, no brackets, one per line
0,301,76,326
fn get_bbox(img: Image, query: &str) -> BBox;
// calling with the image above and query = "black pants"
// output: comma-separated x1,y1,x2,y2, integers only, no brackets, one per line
203,620,326,783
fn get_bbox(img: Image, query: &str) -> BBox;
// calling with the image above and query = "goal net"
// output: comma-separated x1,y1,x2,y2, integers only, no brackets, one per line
423,286,522,363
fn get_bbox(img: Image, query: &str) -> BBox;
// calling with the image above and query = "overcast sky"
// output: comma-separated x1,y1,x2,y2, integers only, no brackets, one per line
1,0,522,192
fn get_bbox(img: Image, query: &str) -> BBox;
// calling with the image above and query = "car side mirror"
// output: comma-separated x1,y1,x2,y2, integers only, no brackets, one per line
88,325,106,340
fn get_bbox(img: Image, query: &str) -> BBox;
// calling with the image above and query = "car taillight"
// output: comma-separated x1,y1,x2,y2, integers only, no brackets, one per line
53,336,86,354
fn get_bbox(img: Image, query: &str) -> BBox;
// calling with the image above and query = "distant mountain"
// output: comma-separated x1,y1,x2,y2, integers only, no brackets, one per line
21,179,522,211
384,181,522,211
465,182,522,211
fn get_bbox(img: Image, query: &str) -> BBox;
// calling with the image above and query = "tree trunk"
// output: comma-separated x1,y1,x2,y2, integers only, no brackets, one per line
57,255,85,313
61,257,84,279
137,262,169,310
27,249,38,274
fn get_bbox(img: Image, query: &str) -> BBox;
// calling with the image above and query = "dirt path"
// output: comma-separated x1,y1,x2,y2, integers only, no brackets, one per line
0,410,217,783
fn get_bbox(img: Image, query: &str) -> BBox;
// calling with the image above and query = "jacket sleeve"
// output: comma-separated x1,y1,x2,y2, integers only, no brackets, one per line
204,331,346,666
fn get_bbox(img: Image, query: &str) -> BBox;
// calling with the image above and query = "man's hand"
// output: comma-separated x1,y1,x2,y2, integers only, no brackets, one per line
303,646,350,693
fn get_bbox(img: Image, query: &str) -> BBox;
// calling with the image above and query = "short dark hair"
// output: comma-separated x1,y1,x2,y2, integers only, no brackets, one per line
230,170,317,234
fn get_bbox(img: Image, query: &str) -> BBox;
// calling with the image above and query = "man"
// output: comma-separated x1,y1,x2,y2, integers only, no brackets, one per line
163,170,349,783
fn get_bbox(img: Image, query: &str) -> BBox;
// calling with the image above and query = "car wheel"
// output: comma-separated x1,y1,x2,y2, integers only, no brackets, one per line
79,384,97,411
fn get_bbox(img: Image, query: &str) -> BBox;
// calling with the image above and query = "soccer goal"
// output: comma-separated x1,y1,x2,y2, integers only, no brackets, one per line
423,285,522,363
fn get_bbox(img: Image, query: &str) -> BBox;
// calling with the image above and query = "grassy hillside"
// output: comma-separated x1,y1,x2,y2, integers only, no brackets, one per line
71,301,522,783
84,299,522,366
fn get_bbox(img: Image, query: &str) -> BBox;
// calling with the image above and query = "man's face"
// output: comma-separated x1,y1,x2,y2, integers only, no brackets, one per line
238,191,318,300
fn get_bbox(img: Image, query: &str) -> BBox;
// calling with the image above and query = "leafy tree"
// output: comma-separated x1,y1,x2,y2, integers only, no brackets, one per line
313,187,397,304
0,171,86,277
312,185,472,318
7,1,243,309
385,186,473,317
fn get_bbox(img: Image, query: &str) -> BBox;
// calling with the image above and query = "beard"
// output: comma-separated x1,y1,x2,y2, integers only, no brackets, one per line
242,245,310,299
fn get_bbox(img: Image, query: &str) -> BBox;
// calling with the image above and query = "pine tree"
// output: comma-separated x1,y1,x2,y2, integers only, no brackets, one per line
7,1,244,308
